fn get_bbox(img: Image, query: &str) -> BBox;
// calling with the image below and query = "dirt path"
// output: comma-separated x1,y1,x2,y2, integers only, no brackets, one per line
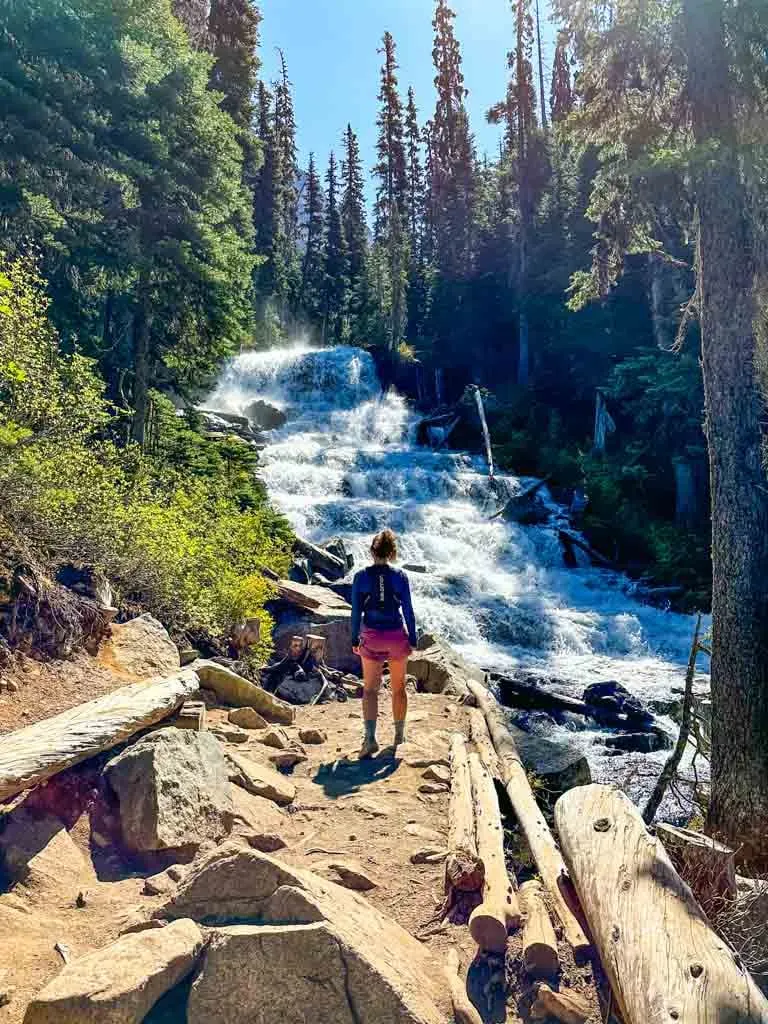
0,673,604,1023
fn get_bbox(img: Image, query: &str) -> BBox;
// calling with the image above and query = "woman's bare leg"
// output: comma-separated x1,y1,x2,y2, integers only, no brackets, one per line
388,656,408,744
361,657,383,756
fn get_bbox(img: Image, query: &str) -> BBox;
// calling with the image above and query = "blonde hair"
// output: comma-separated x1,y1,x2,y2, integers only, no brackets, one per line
371,529,398,562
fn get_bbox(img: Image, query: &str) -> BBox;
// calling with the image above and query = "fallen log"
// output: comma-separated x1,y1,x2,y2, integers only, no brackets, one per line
443,948,483,1024
557,530,615,570
655,823,736,905
445,733,484,897
467,679,591,959
555,784,768,1024
293,537,346,580
468,752,521,952
469,708,500,779
0,670,199,803
520,879,560,979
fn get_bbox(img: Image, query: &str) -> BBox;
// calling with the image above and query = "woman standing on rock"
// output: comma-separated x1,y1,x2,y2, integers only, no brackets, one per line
351,529,418,758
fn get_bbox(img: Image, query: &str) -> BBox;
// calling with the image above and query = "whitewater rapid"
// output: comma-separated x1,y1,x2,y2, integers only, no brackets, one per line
209,345,706,807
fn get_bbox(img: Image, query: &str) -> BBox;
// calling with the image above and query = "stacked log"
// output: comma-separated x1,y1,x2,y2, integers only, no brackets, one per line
467,752,521,952
445,734,484,897
519,879,559,979
555,784,768,1024
467,679,591,959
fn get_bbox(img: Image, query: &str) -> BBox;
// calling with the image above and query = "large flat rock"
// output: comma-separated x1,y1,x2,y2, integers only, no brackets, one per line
161,844,448,1024
193,660,296,723
24,918,203,1024
223,749,296,806
106,728,235,853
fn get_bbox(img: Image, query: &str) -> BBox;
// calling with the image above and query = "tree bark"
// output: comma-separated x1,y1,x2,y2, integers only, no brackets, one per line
555,784,768,1024
130,277,152,446
682,0,768,864
445,733,484,896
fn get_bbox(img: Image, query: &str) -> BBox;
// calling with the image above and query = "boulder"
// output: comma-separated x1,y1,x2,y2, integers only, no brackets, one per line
582,681,653,726
601,731,671,754
243,398,287,431
421,765,450,785
227,707,267,730
407,637,484,699
193,660,296,723
511,725,591,795
162,845,447,1024
299,727,327,745
100,613,180,679
24,918,203,1024
105,728,235,853
223,749,296,806
0,809,90,894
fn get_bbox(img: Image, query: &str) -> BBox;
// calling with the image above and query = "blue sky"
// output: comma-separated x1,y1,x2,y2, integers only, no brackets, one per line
259,0,558,199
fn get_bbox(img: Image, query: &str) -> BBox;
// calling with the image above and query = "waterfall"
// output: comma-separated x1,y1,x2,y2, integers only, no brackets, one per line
208,344,707,804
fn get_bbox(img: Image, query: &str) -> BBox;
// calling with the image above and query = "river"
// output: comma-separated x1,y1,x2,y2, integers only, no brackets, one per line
209,344,706,812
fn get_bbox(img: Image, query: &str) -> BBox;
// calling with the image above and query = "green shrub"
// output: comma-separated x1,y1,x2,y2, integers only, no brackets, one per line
0,252,291,655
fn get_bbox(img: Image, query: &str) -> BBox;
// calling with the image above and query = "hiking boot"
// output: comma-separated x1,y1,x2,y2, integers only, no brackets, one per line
359,737,380,760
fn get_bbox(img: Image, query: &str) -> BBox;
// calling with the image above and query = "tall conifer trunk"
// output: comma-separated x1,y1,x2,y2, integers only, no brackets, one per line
683,0,768,862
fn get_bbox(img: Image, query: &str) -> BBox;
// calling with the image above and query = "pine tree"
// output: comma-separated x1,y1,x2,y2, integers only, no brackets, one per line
299,152,325,329
341,125,371,342
207,0,261,130
534,0,548,132
273,49,301,319
252,82,282,313
404,87,426,252
430,0,476,280
373,32,408,242
323,151,348,344
550,43,574,123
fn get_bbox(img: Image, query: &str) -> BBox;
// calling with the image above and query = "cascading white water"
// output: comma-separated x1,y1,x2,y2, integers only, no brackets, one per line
209,344,707,807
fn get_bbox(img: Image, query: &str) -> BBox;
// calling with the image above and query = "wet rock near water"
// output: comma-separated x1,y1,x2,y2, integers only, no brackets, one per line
243,398,287,431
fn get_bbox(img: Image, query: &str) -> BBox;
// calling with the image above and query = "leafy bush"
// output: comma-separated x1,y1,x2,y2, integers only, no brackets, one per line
0,253,291,656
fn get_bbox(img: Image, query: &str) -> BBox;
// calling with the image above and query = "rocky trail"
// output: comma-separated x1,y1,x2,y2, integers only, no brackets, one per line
0,613,611,1024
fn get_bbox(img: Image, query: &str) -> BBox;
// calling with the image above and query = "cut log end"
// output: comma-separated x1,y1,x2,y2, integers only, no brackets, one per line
445,849,484,894
468,905,513,954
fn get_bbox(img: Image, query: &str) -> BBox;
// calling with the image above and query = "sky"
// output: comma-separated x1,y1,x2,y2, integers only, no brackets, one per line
259,0,558,201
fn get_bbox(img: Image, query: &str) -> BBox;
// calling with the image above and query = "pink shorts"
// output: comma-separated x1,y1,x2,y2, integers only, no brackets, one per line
359,627,413,663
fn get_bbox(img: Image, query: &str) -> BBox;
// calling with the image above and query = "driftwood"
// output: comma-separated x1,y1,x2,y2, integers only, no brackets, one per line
530,984,590,1024
557,530,615,570
656,823,736,905
467,679,591,959
443,948,483,1024
555,784,768,1024
643,614,703,824
469,708,500,779
520,879,560,979
468,752,521,952
445,733,484,897
473,387,495,479
0,670,199,802
292,537,346,579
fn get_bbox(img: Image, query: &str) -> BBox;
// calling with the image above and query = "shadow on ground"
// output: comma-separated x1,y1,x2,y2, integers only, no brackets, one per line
312,749,400,798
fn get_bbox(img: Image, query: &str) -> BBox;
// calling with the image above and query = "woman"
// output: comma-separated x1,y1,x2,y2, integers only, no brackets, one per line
351,529,417,758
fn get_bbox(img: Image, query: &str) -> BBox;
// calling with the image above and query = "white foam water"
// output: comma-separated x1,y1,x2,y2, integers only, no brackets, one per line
209,344,708,811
